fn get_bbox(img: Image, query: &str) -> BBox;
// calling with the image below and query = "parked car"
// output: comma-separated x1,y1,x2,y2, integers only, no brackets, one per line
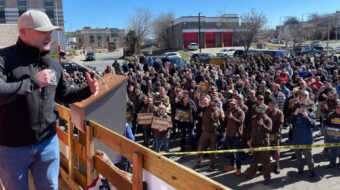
61,62,96,74
216,49,236,57
190,53,215,63
168,56,187,67
258,50,288,58
313,46,325,54
335,46,340,53
161,52,181,58
294,46,315,56
233,49,258,57
310,41,322,48
188,42,198,51
85,52,95,61
324,47,335,53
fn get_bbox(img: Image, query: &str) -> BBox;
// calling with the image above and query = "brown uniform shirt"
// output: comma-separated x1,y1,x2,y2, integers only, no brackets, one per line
202,106,223,133
225,107,245,138
265,108,284,135
248,113,272,147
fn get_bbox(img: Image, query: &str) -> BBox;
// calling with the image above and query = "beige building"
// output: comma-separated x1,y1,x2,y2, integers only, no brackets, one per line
75,27,125,50
0,0,65,50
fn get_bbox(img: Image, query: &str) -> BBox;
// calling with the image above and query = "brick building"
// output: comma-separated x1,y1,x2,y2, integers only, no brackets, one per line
75,27,125,50
0,0,65,50
168,14,239,49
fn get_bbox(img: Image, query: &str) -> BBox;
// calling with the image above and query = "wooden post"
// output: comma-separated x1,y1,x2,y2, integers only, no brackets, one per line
0,178,5,190
86,125,94,186
132,151,143,190
67,116,75,179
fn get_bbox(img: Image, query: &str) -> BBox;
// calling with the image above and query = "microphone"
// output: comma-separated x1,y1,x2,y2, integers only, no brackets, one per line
41,63,48,100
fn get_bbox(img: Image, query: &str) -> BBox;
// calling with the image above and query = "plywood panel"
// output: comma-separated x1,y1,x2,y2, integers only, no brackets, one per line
93,155,132,190
90,121,228,190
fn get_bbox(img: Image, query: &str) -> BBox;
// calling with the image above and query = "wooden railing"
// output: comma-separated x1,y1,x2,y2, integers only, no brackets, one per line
56,104,229,190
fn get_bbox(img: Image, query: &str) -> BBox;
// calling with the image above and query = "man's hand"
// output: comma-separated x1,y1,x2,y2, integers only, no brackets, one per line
35,69,52,88
258,118,263,125
247,140,252,148
302,110,308,118
323,103,329,111
85,72,99,96
322,94,328,99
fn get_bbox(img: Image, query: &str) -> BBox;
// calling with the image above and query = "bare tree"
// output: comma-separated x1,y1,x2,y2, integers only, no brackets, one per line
127,8,153,54
153,12,174,50
279,17,302,48
233,9,267,53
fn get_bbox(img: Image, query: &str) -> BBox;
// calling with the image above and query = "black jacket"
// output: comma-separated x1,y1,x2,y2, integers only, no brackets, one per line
0,38,92,146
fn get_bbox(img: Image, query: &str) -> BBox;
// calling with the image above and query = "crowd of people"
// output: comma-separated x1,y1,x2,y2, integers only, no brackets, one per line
65,52,340,185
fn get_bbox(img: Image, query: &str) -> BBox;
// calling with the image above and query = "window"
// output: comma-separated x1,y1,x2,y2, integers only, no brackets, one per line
18,0,26,6
182,22,187,29
216,22,222,29
200,21,205,28
18,0,27,16
45,1,55,24
45,0,53,7
0,0,4,23
90,36,94,43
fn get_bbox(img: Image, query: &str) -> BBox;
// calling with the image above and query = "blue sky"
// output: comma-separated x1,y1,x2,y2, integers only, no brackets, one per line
63,0,340,32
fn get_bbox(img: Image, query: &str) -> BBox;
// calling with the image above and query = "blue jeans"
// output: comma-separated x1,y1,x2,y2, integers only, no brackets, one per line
327,134,340,166
155,138,169,155
225,137,241,169
0,134,59,190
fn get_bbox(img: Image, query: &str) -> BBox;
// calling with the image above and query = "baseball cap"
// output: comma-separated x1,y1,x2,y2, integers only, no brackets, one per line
158,104,167,110
18,10,62,32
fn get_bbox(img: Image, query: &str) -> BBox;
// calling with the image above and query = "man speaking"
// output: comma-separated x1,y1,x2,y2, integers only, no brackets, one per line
0,10,98,189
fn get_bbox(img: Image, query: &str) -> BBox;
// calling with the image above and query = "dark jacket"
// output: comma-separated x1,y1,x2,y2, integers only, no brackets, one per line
0,38,92,146
288,111,316,145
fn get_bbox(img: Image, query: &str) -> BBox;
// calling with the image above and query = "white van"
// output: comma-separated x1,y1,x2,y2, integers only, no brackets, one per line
188,43,198,51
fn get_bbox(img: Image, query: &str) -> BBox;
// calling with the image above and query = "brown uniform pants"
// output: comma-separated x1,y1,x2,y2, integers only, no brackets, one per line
249,151,271,181
194,131,217,167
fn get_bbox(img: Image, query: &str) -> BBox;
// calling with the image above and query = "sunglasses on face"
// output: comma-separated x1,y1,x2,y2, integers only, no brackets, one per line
336,107,340,109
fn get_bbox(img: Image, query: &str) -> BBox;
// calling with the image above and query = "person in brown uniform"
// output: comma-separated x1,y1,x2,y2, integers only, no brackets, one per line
246,104,272,185
223,99,245,176
138,96,157,147
265,97,284,174
193,96,223,171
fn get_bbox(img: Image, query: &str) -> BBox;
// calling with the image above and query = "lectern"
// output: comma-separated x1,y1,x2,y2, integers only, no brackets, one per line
71,73,128,159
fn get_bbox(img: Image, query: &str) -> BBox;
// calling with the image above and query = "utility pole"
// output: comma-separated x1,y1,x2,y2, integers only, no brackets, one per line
198,12,201,53
336,26,338,42
327,22,330,55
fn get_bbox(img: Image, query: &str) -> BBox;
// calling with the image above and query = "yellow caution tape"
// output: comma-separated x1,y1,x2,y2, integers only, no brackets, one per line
160,143,340,155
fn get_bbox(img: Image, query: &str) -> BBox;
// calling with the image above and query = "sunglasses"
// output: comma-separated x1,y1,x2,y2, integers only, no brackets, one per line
258,98,264,100
337,107,340,109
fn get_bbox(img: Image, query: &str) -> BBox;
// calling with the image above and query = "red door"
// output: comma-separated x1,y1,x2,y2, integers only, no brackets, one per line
223,32,232,47
183,33,198,49
205,32,216,48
